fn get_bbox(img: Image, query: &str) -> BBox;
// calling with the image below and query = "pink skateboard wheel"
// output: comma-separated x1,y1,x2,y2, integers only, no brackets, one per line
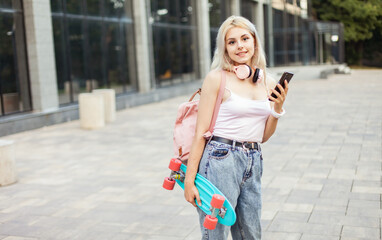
168,158,182,171
211,194,225,209
163,177,176,190
203,215,218,230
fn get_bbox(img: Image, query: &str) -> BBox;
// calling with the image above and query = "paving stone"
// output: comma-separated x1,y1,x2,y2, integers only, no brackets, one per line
308,211,344,225
349,192,381,201
341,226,380,239
341,215,380,228
262,232,301,240
273,211,310,222
2,237,38,240
281,203,314,213
346,207,382,218
267,219,305,233
348,199,380,209
302,222,342,236
313,204,347,214
300,234,339,240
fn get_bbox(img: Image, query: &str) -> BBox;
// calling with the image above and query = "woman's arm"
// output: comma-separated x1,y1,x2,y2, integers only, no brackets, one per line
262,80,289,143
184,70,221,207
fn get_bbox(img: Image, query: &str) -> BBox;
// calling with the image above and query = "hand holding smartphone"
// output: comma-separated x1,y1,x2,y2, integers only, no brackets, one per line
269,72,293,101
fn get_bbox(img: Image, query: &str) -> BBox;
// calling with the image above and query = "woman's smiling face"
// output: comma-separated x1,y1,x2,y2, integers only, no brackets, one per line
225,27,255,66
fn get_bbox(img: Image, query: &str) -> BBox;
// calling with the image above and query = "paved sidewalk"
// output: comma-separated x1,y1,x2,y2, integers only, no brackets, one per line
0,69,381,240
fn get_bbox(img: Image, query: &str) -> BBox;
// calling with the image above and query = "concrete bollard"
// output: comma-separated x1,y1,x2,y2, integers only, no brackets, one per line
92,89,116,123
0,140,17,186
79,93,105,130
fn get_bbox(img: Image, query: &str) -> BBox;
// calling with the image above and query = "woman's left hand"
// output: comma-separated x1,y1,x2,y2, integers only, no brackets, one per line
268,80,289,113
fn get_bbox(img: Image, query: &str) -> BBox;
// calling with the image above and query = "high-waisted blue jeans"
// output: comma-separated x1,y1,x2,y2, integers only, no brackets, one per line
197,140,263,240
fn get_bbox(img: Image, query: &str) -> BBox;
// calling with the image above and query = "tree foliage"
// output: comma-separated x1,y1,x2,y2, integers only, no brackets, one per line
312,0,382,65
312,0,382,42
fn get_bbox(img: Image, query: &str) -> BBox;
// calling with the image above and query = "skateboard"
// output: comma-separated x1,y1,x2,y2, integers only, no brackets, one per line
163,158,236,230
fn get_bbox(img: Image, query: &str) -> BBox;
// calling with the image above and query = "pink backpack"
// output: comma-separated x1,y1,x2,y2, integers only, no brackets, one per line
173,71,226,162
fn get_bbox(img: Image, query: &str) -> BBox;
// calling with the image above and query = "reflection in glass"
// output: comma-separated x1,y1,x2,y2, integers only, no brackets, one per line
209,0,227,58
51,0,136,105
66,0,82,14
0,3,31,116
0,1,13,9
88,21,103,87
151,0,197,86
51,0,62,13
86,0,100,16
52,18,70,104
68,19,86,102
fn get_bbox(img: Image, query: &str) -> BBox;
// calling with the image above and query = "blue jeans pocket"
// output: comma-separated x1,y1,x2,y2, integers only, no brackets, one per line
207,141,231,160
211,148,229,157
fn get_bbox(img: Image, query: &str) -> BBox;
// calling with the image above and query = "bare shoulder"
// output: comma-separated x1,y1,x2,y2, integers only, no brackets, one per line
202,69,223,92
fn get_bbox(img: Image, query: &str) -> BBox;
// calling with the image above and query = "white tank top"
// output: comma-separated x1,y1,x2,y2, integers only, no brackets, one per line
213,89,271,143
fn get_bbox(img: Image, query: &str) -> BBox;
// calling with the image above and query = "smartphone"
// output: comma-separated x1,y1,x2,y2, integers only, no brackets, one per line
269,72,294,100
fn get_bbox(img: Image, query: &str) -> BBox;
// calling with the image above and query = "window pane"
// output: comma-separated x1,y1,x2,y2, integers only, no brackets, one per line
68,19,86,101
52,18,71,105
209,0,227,59
88,21,103,88
66,0,82,14
0,10,31,115
104,0,124,17
120,22,133,91
105,22,121,92
51,0,136,105
0,14,18,114
209,0,226,28
151,0,197,86
0,0,13,8
86,0,100,15
51,0,62,12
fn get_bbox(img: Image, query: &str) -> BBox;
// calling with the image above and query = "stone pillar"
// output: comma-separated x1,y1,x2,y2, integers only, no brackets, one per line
23,0,59,112
230,0,241,15
79,93,105,130
254,0,266,47
0,140,17,186
132,0,153,93
196,0,211,78
93,89,116,123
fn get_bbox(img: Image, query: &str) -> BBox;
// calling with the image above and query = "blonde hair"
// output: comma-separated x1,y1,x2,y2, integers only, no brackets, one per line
211,16,267,74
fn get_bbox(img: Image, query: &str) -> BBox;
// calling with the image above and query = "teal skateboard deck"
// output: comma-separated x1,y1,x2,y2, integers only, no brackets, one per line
164,158,236,228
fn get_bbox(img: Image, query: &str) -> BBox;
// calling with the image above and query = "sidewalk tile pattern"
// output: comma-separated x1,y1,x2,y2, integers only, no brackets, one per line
0,70,381,239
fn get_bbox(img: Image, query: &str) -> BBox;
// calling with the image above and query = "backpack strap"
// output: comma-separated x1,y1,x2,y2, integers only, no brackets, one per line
188,88,201,102
204,70,226,138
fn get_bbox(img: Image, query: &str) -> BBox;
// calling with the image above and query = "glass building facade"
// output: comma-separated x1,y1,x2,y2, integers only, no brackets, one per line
262,0,344,66
51,0,136,105
0,0,31,116
0,0,344,123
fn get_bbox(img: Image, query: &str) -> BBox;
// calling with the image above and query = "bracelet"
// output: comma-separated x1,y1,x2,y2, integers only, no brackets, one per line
271,107,286,119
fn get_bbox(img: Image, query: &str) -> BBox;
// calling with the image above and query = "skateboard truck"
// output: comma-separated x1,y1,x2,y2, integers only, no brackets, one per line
216,206,227,219
204,194,226,230
163,158,184,190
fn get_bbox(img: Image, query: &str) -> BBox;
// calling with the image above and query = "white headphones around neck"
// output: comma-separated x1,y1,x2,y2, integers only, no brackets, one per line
233,64,263,83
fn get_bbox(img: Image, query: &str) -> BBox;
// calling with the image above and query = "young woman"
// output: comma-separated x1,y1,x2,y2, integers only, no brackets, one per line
184,16,289,239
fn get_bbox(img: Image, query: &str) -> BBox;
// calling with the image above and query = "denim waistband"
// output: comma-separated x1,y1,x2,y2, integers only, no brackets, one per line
211,136,259,150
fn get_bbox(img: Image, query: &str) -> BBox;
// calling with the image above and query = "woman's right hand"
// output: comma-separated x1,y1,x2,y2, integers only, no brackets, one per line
184,182,202,208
